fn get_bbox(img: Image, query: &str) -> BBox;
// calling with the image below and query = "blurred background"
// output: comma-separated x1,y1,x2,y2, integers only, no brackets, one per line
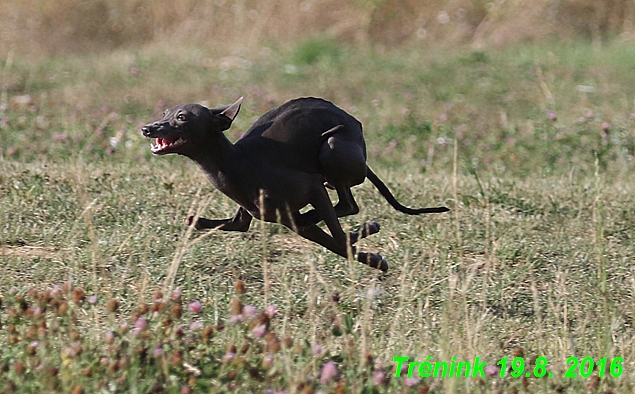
2,0,635,56
2,0,635,175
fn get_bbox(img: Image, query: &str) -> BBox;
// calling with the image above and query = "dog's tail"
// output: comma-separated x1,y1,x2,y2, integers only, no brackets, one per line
366,166,449,215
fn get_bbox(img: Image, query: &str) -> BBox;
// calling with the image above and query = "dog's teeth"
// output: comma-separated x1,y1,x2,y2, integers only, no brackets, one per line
149,136,185,152
167,138,185,147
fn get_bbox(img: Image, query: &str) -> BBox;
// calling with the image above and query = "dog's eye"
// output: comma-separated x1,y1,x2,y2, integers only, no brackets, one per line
177,113,187,122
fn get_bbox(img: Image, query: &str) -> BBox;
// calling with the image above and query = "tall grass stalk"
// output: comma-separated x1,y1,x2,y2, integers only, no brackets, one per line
162,187,211,293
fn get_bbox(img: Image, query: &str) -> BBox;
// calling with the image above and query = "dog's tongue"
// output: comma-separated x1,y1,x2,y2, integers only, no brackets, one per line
158,136,180,145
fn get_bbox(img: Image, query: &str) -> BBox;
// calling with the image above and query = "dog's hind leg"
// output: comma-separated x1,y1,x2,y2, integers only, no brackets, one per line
348,221,381,244
295,185,359,224
289,222,387,271
288,187,387,271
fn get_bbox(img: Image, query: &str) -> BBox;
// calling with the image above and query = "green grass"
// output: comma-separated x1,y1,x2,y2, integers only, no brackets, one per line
1,39,635,392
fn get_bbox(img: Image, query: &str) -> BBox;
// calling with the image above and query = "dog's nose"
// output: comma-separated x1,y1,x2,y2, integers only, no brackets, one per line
141,125,152,137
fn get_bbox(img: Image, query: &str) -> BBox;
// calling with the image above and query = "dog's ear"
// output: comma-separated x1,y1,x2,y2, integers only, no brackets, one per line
209,97,243,130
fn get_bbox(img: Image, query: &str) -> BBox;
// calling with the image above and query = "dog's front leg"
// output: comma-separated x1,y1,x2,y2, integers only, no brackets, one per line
186,206,253,232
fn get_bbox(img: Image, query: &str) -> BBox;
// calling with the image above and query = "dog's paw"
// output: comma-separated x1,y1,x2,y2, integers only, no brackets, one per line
358,252,389,273
364,221,380,236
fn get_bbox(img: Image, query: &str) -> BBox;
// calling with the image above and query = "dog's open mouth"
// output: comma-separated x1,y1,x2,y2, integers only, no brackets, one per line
150,136,187,154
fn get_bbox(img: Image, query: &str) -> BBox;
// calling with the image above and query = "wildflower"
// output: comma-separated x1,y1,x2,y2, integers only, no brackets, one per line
586,110,594,119
262,354,274,369
188,301,202,314
242,305,258,320
547,110,557,121
265,332,281,354
57,301,69,316
49,285,62,297
372,369,386,386
137,303,149,314
170,304,183,319
320,361,338,384
71,386,84,394
485,364,499,377
229,314,243,324
71,287,85,304
133,317,148,336
106,298,119,313
175,324,185,338
32,306,43,317
62,346,77,359
189,321,203,331
104,331,115,345
153,346,164,357
312,344,324,357
404,377,419,387
439,113,448,122
239,339,251,354
88,295,98,305
81,366,92,377
53,133,68,142
265,304,277,318
222,352,236,364
70,330,81,341
130,67,139,76
383,140,397,155
252,324,267,338
25,325,38,340
586,375,600,392
601,122,610,131
234,279,246,294
118,356,129,370
151,301,167,313
13,362,25,375
171,288,182,302
170,350,183,366
151,290,163,302
201,326,214,341
437,10,450,24
27,341,39,355
230,298,243,315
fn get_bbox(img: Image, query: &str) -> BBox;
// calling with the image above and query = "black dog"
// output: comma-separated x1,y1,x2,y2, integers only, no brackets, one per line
142,97,448,271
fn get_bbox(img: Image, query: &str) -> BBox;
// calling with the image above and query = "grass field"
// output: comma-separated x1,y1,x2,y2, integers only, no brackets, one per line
2,38,635,392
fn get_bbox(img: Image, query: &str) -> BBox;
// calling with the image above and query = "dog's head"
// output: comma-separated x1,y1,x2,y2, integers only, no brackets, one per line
141,97,242,156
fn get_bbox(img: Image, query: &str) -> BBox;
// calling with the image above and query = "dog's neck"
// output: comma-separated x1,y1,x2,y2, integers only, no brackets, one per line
185,132,235,174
